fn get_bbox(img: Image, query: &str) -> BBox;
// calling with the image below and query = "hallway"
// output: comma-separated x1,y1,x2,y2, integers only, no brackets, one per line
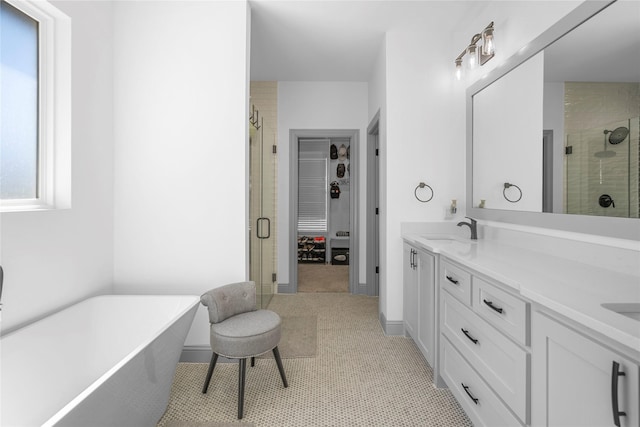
297,264,349,293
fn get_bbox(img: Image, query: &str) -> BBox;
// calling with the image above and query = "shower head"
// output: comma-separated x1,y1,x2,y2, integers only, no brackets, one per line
595,129,618,158
604,127,629,145
594,149,616,158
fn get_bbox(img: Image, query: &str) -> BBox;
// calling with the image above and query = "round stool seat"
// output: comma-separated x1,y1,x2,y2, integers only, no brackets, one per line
210,309,281,358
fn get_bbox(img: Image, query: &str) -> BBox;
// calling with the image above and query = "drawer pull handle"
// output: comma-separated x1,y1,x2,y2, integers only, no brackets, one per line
446,275,459,285
461,328,479,344
462,383,479,404
483,299,504,314
611,361,627,427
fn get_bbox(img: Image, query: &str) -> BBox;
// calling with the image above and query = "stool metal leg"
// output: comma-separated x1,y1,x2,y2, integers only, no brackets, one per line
272,346,288,388
238,358,247,419
202,352,218,394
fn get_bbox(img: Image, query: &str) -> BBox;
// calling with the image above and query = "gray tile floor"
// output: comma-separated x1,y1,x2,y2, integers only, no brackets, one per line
157,293,471,427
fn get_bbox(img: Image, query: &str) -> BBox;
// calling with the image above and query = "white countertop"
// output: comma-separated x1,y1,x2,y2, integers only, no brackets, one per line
403,233,640,357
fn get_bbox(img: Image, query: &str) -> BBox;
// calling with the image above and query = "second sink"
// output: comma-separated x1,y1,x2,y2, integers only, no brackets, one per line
601,303,640,321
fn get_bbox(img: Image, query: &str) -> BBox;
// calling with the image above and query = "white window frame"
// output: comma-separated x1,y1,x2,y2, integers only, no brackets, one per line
1,0,71,212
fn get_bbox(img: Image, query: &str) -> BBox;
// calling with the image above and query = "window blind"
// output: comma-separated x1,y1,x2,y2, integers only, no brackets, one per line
298,141,329,233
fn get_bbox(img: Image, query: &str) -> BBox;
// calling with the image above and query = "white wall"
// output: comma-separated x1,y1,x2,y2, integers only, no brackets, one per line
276,81,369,286
0,1,114,333
380,29,466,323
454,1,583,85
375,1,586,324
111,0,250,348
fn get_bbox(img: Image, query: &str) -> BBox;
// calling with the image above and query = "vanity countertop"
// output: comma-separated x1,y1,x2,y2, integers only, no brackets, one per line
403,233,640,357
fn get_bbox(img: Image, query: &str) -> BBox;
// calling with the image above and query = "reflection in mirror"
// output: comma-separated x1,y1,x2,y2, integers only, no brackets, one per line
471,0,639,221
473,52,544,212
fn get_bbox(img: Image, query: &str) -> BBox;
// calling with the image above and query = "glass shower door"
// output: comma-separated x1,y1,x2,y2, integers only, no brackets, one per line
565,118,637,218
249,113,277,308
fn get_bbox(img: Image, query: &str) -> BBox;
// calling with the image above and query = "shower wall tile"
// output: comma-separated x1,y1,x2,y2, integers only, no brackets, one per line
565,82,640,133
564,82,640,218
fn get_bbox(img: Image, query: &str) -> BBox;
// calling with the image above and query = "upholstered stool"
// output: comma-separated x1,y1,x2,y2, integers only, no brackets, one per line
200,281,288,419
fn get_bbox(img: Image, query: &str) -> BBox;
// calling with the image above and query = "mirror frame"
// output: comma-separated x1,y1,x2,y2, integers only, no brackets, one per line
466,0,640,241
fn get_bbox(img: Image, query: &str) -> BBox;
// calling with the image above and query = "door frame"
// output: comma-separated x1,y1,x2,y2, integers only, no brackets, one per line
366,111,380,297
288,129,360,294
542,130,554,213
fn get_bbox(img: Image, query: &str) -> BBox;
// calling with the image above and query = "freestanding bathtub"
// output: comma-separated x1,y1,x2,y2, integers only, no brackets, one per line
1,294,199,427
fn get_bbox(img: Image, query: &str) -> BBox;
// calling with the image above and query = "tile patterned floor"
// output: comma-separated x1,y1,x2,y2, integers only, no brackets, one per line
157,293,472,427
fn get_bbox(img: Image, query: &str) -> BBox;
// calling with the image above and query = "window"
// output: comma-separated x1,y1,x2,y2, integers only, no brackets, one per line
0,0,70,211
298,140,329,233
1,1,39,200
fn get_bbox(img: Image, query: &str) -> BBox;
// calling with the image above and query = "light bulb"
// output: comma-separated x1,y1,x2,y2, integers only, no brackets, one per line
482,28,495,56
466,44,478,70
455,59,463,80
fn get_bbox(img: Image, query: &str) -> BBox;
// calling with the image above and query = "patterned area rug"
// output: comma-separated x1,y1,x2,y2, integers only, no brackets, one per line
298,264,348,292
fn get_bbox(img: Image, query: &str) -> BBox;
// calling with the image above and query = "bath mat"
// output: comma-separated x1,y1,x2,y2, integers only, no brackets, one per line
260,315,317,359
165,422,254,427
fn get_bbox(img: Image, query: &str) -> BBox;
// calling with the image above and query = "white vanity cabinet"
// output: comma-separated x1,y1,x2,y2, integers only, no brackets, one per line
531,310,640,427
439,257,530,427
404,226,640,427
402,242,436,367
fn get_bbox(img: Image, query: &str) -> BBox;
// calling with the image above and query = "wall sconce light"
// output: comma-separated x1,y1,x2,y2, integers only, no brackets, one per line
454,22,495,80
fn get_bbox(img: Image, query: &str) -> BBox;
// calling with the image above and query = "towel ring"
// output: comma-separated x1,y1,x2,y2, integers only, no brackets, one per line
414,182,434,203
503,182,522,203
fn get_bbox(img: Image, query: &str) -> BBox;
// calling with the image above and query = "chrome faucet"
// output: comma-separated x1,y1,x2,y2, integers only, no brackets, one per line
457,217,478,240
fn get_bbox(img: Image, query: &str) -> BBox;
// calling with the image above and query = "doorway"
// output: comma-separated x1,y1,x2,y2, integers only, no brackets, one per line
288,129,359,294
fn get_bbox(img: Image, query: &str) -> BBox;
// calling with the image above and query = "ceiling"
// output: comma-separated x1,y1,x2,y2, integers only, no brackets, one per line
249,0,483,81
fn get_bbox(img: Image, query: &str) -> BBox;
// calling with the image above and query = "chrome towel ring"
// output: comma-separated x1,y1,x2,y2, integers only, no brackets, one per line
414,182,434,203
503,182,522,203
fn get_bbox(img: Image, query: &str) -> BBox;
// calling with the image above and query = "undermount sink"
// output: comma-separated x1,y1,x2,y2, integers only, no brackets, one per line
601,303,640,321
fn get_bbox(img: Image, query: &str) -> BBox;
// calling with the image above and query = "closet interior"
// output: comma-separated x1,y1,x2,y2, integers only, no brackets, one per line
297,137,351,292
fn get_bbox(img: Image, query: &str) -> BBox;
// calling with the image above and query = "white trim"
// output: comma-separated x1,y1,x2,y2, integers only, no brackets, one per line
1,0,71,212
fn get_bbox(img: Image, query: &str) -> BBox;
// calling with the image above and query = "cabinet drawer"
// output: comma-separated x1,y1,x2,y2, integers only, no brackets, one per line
441,337,523,427
441,259,471,306
442,291,528,422
473,277,529,345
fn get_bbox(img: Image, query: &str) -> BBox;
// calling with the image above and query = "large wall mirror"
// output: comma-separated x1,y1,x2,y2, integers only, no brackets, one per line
467,0,640,240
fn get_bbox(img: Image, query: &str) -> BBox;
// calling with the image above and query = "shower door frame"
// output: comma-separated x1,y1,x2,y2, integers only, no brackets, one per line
249,116,277,308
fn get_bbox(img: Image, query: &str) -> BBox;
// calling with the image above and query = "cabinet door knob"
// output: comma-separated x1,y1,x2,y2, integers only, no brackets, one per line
461,328,479,344
611,361,627,427
483,299,504,314
446,275,459,285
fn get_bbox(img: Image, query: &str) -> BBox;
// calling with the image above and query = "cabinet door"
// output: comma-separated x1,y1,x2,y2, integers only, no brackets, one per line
532,311,639,427
417,250,435,367
403,243,418,338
